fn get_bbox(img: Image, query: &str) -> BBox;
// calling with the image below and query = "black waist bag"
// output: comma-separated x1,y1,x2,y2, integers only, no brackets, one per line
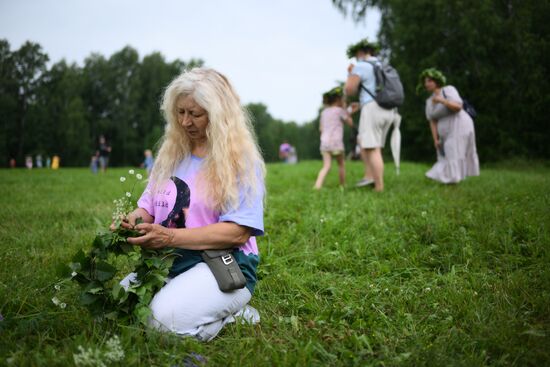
201,250,246,292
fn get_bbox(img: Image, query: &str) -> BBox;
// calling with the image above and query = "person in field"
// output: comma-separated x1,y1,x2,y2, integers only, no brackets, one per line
142,149,154,176
313,86,357,189
97,135,112,173
345,39,401,192
419,68,479,183
115,68,265,341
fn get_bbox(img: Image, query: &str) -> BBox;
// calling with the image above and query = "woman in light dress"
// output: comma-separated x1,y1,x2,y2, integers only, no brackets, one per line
419,68,479,183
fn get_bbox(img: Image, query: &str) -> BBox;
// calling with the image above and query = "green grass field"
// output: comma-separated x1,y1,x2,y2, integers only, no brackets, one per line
1,161,549,366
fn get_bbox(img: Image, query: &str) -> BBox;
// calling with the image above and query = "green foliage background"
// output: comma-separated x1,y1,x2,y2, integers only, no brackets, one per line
1,0,549,167
333,0,550,161
0,40,324,167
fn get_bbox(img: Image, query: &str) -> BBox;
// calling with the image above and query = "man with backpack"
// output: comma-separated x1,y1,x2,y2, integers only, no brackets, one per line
344,39,403,192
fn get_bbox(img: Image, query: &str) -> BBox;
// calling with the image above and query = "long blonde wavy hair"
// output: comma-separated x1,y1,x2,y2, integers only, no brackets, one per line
151,67,265,212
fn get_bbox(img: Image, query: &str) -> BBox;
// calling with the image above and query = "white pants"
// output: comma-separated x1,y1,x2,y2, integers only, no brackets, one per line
121,262,258,341
358,101,401,149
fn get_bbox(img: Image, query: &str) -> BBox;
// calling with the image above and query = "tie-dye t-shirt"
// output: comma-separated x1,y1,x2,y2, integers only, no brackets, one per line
137,155,264,294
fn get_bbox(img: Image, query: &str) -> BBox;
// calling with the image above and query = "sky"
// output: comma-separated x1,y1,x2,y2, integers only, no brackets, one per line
0,0,380,124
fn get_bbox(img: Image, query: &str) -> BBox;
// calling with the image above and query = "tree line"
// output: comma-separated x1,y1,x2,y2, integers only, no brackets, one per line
0,40,323,167
3,0,550,169
332,0,550,161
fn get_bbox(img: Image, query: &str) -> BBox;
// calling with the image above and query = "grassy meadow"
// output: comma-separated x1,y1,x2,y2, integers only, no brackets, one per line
0,161,549,366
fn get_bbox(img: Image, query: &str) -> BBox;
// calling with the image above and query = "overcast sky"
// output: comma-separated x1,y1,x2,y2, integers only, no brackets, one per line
0,0,379,123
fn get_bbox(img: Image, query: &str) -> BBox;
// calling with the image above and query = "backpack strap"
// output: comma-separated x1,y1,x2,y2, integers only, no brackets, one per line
359,60,378,98
361,84,376,99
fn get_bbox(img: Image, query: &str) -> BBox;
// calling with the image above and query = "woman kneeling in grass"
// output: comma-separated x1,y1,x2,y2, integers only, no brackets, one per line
314,87,357,189
115,68,265,341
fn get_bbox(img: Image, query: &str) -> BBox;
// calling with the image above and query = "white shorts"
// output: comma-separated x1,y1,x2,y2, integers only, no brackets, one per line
121,262,258,341
358,101,401,149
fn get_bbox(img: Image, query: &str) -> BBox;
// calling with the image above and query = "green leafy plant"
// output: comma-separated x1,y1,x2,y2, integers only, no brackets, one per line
59,170,177,325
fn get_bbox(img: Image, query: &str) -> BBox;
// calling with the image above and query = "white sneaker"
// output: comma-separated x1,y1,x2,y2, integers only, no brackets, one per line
355,178,374,187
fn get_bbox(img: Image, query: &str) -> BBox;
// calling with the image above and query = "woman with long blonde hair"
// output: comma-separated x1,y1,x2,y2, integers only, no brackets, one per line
117,67,265,341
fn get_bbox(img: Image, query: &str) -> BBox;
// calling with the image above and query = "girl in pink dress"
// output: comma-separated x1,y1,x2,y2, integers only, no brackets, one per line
314,87,357,189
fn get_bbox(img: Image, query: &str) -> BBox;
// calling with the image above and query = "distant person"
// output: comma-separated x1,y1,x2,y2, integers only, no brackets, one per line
51,155,60,170
97,135,112,173
287,145,298,164
45,156,51,168
9,158,16,168
278,140,291,162
143,149,154,176
90,154,99,174
418,68,479,183
314,87,357,189
35,154,43,168
344,38,402,192
25,155,33,169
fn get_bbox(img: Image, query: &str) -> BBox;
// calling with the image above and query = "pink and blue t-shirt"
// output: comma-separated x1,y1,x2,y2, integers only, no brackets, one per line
137,155,264,293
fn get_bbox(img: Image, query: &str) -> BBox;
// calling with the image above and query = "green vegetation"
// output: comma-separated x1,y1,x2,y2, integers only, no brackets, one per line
1,161,549,366
0,40,322,167
333,0,550,161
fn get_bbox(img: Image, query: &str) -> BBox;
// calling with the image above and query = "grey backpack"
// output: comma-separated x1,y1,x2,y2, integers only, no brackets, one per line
361,61,404,109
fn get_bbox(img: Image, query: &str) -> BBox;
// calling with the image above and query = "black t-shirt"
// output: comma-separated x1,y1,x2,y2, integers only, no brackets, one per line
98,143,110,157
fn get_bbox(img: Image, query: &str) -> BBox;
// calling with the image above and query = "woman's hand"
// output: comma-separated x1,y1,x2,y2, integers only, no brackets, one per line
110,208,153,232
126,223,175,249
347,63,355,74
432,94,445,104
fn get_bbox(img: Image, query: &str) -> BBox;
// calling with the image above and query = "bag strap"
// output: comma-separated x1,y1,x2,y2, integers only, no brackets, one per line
361,84,376,98
359,60,378,98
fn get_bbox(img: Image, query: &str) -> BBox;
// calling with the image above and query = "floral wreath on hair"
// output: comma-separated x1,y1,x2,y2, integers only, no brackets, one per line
323,86,344,100
416,68,447,94
346,38,381,58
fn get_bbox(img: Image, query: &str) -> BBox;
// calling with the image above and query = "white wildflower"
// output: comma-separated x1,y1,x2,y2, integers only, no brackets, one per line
104,335,125,362
73,335,125,366
54,284,61,291
60,303,67,309
128,169,135,175
421,211,427,218
136,173,143,180
120,177,126,182
51,297,60,306
74,346,105,367
71,271,77,277
425,287,431,292
125,192,131,198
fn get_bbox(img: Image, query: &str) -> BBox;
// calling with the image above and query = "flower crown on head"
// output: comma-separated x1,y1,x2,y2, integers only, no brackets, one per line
346,38,381,58
417,68,447,94
323,86,343,99
322,86,345,104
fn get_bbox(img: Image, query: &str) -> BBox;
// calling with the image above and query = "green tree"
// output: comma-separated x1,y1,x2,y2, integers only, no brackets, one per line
332,0,550,160
10,41,49,162
0,40,18,165
34,61,90,165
